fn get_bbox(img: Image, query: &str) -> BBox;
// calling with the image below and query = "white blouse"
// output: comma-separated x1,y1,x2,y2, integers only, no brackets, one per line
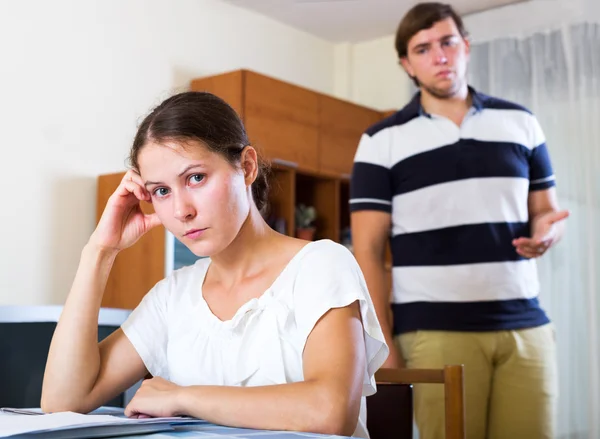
122,239,388,438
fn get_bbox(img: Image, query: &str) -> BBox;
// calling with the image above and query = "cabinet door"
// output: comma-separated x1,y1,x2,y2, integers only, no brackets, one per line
319,96,382,176
97,173,165,310
244,71,319,173
190,70,244,118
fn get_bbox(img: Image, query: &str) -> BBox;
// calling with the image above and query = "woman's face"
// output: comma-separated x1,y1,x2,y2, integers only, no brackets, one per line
137,140,251,257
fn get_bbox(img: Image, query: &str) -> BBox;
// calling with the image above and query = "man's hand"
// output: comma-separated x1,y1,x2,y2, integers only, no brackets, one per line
381,342,405,369
513,210,569,258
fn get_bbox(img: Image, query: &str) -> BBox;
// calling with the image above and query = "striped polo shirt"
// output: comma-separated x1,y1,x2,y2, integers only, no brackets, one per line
350,88,556,334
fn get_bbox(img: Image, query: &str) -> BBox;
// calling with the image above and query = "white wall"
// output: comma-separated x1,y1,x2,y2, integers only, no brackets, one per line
0,0,335,305
334,37,412,111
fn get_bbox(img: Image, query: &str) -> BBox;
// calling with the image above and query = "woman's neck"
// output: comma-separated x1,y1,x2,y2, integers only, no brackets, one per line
208,206,279,285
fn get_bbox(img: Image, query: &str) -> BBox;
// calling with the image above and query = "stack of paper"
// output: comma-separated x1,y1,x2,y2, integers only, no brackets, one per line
0,411,206,438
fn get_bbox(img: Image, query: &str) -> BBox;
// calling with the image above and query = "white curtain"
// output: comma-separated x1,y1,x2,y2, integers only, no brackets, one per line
469,23,600,439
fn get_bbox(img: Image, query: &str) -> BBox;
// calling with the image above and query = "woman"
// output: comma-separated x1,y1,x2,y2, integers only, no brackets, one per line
41,91,388,438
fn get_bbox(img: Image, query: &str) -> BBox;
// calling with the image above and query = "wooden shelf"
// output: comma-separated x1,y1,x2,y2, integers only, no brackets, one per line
295,172,340,242
266,165,296,236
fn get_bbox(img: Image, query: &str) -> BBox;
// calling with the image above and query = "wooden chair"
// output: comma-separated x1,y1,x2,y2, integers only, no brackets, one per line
368,365,466,439
366,381,413,438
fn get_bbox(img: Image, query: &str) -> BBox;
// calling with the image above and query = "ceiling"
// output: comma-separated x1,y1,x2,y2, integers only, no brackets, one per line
221,0,530,42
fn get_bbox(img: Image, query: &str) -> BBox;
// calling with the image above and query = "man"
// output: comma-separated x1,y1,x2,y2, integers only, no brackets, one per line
350,3,569,439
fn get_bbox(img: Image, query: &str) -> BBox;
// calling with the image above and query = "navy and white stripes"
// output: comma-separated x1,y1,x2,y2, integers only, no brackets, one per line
350,88,555,334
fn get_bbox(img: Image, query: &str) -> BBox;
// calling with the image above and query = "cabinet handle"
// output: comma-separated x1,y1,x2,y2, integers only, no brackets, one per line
341,173,351,180
271,158,298,168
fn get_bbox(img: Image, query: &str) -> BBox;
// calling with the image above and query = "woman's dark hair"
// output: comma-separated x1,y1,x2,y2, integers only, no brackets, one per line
130,91,270,212
395,2,469,86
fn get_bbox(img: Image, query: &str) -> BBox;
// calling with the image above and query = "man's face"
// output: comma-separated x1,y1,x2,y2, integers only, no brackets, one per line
401,17,470,98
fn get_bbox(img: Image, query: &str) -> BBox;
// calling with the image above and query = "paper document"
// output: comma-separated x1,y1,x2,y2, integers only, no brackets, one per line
0,411,206,438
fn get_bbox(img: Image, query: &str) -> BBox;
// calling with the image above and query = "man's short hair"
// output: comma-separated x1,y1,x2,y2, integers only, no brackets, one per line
395,2,469,59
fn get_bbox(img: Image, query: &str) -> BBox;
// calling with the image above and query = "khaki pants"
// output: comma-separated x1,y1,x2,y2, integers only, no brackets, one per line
395,325,558,439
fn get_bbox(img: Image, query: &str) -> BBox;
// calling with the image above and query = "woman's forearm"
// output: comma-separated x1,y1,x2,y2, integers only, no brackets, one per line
41,243,118,411
176,380,357,436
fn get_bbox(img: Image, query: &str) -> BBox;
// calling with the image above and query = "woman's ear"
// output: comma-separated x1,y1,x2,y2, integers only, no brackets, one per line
240,146,258,186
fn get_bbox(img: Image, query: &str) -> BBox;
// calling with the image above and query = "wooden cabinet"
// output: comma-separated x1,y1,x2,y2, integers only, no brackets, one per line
318,96,381,176
191,70,382,176
244,72,320,172
98,70,386,309
267,165,296,237
97,172,166,310
381,109,398,119
191,70,320,173
190,70,244,116
295,171,340,242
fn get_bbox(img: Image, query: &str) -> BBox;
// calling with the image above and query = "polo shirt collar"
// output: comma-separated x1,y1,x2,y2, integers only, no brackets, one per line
409,85,485,118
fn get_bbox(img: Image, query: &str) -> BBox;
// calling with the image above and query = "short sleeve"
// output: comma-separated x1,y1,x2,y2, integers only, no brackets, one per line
528,115,556,191
350,133,393,213
292,241,389,396
121,278,170,379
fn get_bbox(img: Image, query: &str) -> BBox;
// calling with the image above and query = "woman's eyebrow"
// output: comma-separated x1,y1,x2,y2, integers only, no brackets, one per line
177,163,205,177
144,180,162,188
144,164,207,188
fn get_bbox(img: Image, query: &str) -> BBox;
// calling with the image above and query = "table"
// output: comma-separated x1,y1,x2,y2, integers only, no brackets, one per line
118,423,350,438
0,408,351,439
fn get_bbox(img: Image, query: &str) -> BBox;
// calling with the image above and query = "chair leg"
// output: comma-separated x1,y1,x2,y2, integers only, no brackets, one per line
444,365,466,439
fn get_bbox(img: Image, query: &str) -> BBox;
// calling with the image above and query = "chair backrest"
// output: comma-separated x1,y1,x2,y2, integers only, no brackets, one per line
0,322,125,408
366,383,413,439
0,306,130,408
373,365,466,439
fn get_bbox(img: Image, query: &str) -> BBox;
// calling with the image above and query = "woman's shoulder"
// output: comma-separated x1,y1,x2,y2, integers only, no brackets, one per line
295,239,357,269
273,239,362,296
304,238,348,252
